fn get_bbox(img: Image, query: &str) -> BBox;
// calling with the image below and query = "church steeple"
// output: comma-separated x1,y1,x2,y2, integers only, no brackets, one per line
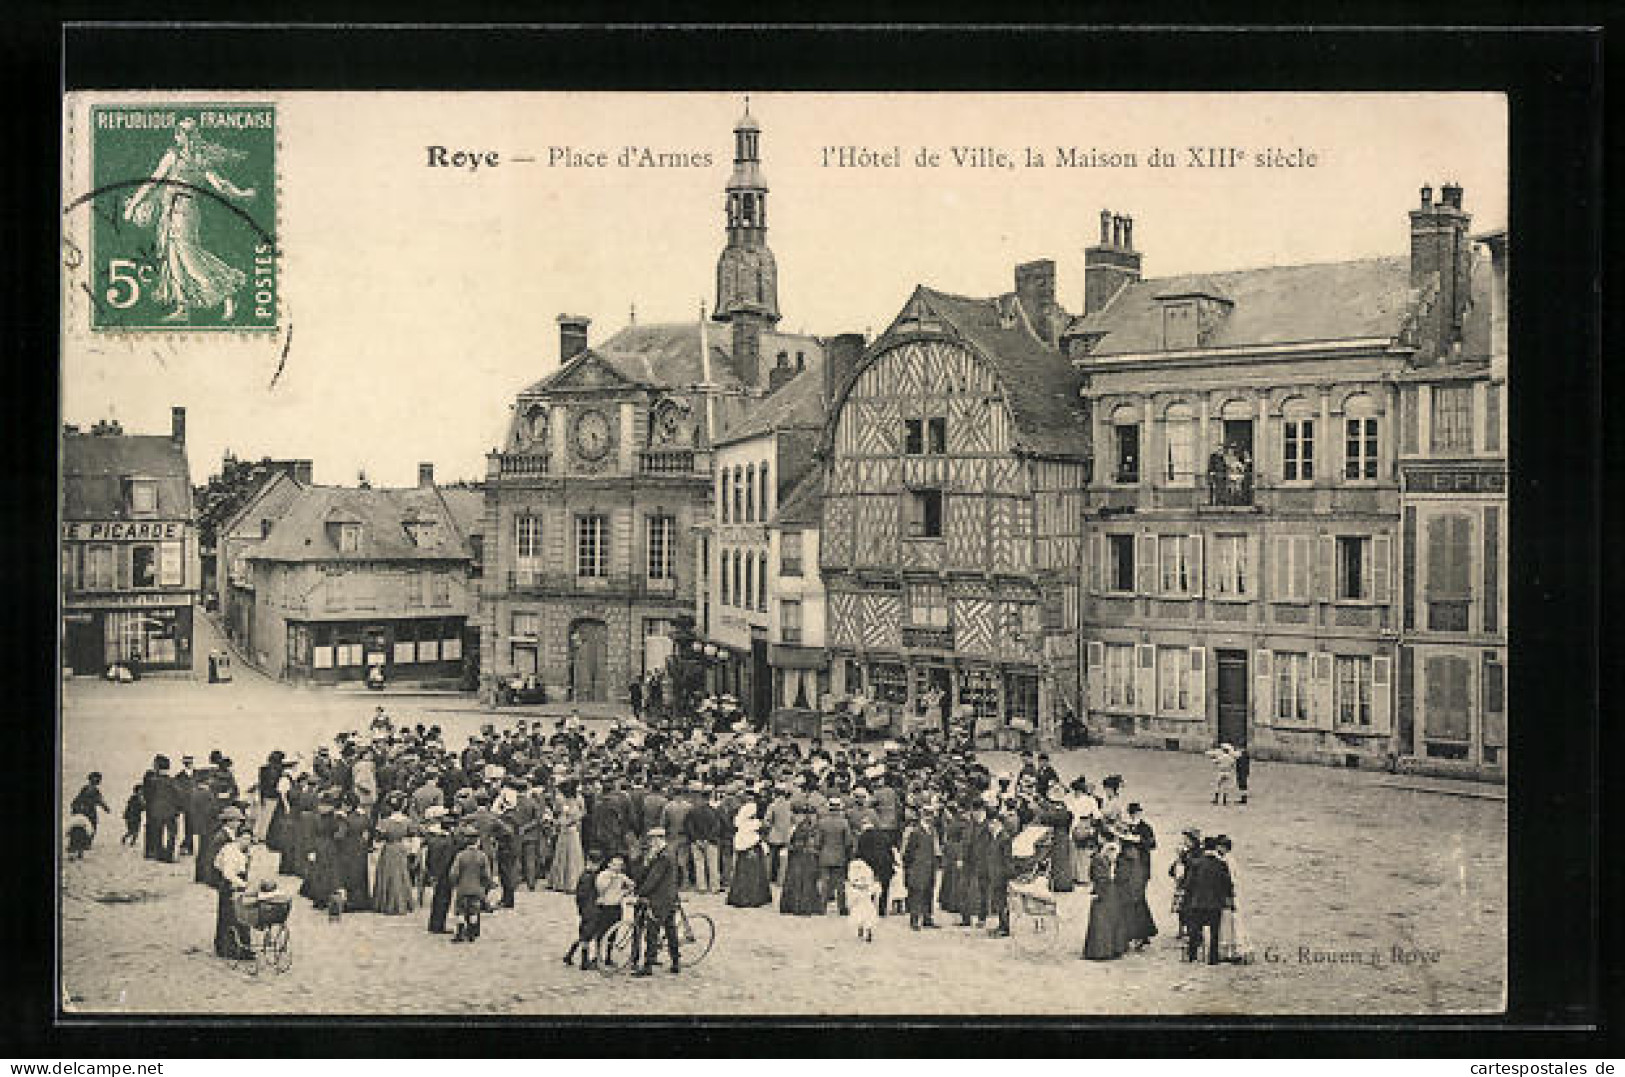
714,98,781,329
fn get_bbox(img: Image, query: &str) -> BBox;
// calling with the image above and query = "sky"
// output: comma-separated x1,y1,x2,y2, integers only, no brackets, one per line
61,92,1507,489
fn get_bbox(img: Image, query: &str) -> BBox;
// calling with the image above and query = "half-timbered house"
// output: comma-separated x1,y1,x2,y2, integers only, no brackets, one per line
820,264,1090,747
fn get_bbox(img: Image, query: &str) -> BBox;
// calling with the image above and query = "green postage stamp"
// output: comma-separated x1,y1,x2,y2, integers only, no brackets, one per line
87,103,277,331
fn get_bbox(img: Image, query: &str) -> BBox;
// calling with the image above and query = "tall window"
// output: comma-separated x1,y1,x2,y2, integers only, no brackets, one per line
1425,513,1472,631
1210,534,1249,597
780,530,803,576
907,489,943,538
575,515,607,578
907,583,948,628
1104,643,1136,707
731,550,742,608
1274,535,1313,602
903,419,924,455
720,547,731,605
85,545,115,590
1157,646,1192,713
743,550,755,609
757,554,769,611
719,474,729,522
1282,400,1315,481
1335,655,1373,726
646,515,675,581
131,544,157,588
759,463,771,519
1274,651,1312,722
1164,404,1195,484
1345,418,1379,480
1336,536,1369,600
1004,672,1039,724
1159,534,1193,595
1431,384,1474,454
733,467,743,523
745,464,756,522
1114,422,1140,484
515,516,542,562
1106,534,1135,593
338,524,362,553
780,599,803,643
432,573,451,607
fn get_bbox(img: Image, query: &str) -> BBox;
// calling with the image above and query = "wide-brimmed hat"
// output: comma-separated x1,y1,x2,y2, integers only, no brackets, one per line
218,806,245,822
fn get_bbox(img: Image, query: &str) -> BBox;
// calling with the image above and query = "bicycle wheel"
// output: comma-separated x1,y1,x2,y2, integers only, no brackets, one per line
601,919,638,971
264,924,292,973
679,911,716,968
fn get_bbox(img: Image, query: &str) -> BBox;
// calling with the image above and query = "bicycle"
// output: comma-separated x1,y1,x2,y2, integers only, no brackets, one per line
601,894,716,972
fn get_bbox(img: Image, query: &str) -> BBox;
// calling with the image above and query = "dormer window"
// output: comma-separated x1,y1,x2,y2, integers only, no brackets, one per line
1162,301,1198,350
128,478,158,516
338,523,362,553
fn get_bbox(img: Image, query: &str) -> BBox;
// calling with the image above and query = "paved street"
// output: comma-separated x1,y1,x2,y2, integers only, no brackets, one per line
60,636,1505,1016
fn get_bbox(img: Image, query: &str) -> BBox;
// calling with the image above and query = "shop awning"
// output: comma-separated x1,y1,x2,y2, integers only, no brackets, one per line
768,644,828,670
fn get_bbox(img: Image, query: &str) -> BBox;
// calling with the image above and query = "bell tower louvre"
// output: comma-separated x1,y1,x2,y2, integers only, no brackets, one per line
714,98,781,390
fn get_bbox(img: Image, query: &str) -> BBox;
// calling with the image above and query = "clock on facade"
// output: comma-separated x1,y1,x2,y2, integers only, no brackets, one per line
573,409,612,460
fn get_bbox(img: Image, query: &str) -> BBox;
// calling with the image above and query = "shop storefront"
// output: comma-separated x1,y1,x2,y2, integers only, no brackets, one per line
833,654,1046,746
285,615,467,684
62,599,195,675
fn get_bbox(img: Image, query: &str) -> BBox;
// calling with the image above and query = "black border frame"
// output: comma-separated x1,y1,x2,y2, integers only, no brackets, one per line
1,17,1609,1058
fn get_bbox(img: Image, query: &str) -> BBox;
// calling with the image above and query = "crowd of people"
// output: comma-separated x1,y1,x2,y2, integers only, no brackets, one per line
69,703,1253,973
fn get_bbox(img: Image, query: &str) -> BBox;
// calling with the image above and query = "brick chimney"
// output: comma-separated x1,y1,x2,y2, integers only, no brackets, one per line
1014,259,1058,343
418,462,435,487
557,314,591,362
1409,182,1472,361
291,460,313,485
823,332,867,407
170,406,186,445
1083,209,1142,315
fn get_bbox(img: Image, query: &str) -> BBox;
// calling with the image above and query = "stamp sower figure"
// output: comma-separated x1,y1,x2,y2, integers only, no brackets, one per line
122,116,258,323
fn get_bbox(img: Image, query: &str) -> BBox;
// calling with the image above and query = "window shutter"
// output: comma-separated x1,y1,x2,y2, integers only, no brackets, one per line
1312,651,1335,730
1091,534,1103,594
1136,533,1157,596
1086,641,1104,711
1188,533,1204,596
1371,655,1393,736
1273,536,1290,601
1187,646,1207,719
1318,535,1336,602
1248,533,1263,599
1372,535,1392,606
117,548,131,589
1134,644,1156,718
1254,649,1274,727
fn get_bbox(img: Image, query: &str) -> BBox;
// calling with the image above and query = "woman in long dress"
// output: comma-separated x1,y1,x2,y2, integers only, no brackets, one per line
372,806,419,915
1214,837,1253,963
546,782,586,892
936,808,966,917
276,780,306,877
1118,805,1159,949
121,116,257,323
1082,840,1128,961
1037,791,1077,893
778,808,823,916
300,797,341,907
726,803,772,908
334,804,373,911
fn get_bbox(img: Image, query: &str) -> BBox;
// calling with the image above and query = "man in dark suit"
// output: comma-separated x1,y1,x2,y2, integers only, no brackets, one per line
902,810,940,930
816,798,853,915
632,828,681,976
173,756,198,855
1181,837,1234,965
982,812,1015,937
141,755,180,862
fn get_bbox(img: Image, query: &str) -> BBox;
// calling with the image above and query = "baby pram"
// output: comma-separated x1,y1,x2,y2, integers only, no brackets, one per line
227,889,294,976
1010,824,1054,884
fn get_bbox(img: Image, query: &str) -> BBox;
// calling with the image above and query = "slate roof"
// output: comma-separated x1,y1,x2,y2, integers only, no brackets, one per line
249,485,473,563
1069,256,1414,356
714,365,827,447
438,487,486,542
773,466,824,527
520,323,738,395
62,433,194,520
889,287,1092,460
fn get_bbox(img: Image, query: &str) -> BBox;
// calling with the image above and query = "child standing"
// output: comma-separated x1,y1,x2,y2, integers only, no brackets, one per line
121,784,144,846
847,859,880,943
563,849,603,968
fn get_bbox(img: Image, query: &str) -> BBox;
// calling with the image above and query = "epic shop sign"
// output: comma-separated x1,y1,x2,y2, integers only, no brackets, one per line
63,520,187,541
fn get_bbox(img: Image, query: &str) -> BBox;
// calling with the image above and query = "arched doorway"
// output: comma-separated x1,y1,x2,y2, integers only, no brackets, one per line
569,618,609,702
